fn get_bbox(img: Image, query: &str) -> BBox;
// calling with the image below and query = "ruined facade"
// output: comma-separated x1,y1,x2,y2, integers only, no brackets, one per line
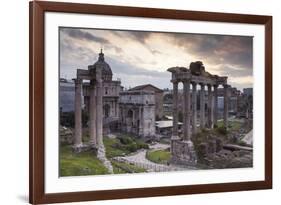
168,61,229,165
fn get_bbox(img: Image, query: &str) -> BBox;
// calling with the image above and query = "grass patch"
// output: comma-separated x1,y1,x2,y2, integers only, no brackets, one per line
59,145,109,176
103,137,130,158
111,160,146,173
216,120,242,132
146,149,171,164
103,134,149,159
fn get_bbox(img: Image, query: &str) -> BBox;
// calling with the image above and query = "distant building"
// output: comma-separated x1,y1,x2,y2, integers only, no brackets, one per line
129,84,164,120
237,88,253,118
217,86,240,116
59,78,75,112
243,88,253,97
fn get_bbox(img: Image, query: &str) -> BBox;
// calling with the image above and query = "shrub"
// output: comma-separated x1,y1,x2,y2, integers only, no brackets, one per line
127,143,138,152
119,136,133,145
137,143,149,149
216,126,227,135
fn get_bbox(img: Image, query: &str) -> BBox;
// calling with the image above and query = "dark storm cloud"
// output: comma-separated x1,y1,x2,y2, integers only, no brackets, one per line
59,27,253,90
167,33,253,70
114,30,162,56
60,33,96,63
59,30,169,87
61,28,110,44
59,33,97,79
61,28,125,55
127,31,152,44
120,30,253,71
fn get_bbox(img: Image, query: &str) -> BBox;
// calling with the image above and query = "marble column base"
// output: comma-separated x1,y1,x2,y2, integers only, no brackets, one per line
72,143,98,154
170,140,197,166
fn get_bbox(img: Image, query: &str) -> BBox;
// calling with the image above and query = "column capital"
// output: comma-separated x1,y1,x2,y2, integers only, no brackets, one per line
213,84,219,89
200,83,205,89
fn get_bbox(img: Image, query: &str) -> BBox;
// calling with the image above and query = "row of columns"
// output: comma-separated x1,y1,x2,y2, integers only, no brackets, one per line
172,81,229,141
73,73,104,149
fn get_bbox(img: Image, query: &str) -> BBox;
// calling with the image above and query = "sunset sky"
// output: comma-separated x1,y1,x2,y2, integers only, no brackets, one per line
60,27,253,91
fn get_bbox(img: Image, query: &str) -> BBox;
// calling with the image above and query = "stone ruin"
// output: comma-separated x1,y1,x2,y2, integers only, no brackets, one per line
167,61,230,165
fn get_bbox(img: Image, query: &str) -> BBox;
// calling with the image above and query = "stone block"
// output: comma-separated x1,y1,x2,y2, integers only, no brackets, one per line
208,139,217,154
170,140,197,165
215,138,223,152
198,142,208,158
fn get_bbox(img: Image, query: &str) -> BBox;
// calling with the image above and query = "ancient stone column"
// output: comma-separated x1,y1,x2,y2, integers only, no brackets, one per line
89,80,97,146
213,85,218,125
73,78,83,148
183,80,191,141
96,70,103,146
138,106,143,136
200,83,205,129
207,84,214,128
192,82,197,134
223,84,229,128
172,81,179,138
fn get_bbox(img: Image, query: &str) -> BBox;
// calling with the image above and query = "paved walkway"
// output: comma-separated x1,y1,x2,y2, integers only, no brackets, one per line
114,143,196,172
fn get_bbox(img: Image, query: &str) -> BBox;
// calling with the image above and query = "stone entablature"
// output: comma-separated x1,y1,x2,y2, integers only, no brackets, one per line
119,90,155,106
169,66,227,86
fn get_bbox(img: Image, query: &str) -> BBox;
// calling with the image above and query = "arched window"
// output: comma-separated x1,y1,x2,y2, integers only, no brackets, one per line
127,109,133,118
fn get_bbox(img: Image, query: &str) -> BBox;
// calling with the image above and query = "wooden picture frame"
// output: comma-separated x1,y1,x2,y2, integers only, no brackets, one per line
29,1,272,204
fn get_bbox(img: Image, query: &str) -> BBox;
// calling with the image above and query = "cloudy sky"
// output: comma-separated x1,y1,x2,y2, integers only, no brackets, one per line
60,27,253,91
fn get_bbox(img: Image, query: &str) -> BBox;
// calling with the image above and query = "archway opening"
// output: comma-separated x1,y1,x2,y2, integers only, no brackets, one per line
104,104,110,118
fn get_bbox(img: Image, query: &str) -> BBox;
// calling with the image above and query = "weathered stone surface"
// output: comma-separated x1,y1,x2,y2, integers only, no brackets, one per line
203,149,253,169
208,139,217,154
71,142,98,154
59,126,73,145
97,143,114,174
190,61,205,76
215,138,223,152
198,142,208,158
167,61,230,166
170,140,197,165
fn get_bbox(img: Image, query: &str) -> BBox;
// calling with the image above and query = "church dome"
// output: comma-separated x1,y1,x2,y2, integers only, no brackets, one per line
89,49,113,81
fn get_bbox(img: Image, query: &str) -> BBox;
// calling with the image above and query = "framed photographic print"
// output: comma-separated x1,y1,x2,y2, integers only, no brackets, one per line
29,1,272,204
